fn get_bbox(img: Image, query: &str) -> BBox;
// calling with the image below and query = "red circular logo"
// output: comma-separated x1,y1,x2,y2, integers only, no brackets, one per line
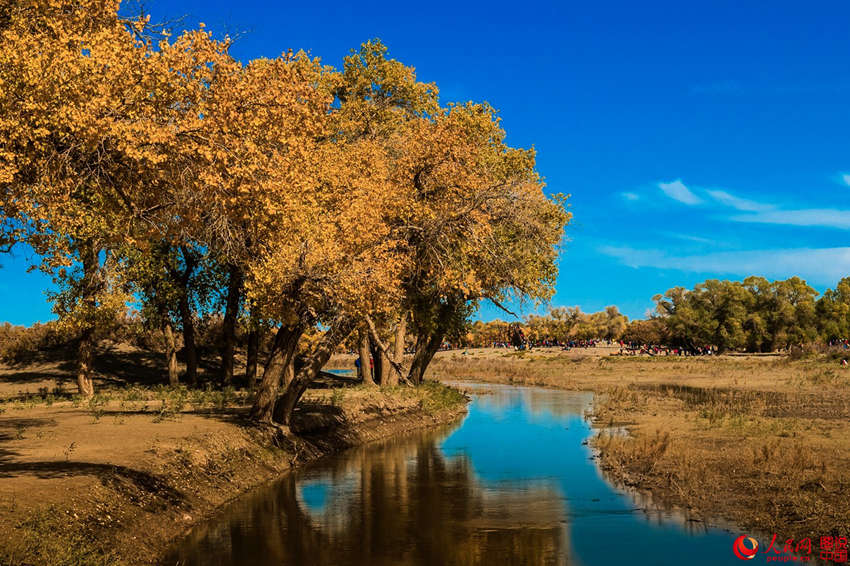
733,535,759,560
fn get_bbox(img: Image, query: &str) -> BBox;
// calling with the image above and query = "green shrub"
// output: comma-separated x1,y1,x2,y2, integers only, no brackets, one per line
419,382,467,413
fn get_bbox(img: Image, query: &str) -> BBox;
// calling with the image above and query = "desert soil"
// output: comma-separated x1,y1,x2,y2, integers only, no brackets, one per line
0,354,467,566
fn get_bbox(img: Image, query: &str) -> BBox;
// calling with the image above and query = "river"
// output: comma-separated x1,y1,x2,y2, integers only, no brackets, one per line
166,382,748,565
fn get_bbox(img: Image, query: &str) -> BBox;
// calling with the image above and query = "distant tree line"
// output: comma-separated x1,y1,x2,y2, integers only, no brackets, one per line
464,276,850,354
464,306,628,347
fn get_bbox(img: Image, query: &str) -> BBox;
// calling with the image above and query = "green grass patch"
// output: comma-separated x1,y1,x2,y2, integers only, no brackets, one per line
418,382,467,414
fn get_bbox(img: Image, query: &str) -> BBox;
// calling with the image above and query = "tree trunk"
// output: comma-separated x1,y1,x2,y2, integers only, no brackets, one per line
220,264,243,386
250,324,303,423
407,329,443,385
394,314,407,364
283,357,295,387
407,300,459,385
359,328,374,385
245,328,259,384
163,321,179,386
177,247,198,385
384,314,407,387
75,241,99,398
367,331,389,385
378,349,390,385
274,316,356,426
76,326,96,398
178,292,198,385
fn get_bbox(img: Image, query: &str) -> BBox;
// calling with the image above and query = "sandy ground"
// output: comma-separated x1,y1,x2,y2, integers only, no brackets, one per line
0,357,467,566
0,343,197,400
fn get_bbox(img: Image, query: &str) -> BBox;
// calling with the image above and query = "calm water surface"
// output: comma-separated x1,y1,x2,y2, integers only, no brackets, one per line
166,382,747,565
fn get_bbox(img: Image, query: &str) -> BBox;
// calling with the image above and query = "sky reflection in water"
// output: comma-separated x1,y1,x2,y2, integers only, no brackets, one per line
167,383,745,566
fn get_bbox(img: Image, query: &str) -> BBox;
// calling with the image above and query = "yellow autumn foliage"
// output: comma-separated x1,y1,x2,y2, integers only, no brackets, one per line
0,2,569,405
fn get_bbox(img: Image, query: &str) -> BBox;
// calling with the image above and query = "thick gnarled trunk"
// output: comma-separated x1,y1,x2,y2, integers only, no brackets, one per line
250,324,303,423
407,302,455,385
377,348,390,385
283,357,295,387
407,330,443,385
274,316,356,426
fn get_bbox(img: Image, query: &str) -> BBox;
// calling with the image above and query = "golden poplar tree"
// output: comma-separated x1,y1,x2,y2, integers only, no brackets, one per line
0,1,227,395
390,103,571,383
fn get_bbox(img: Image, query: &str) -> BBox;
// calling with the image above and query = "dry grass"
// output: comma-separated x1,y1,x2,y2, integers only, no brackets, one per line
592,382,850,537
431,347,850,540
0,378,467,566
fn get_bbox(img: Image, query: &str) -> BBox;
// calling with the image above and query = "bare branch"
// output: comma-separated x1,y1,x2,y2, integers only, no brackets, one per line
485,295,519,318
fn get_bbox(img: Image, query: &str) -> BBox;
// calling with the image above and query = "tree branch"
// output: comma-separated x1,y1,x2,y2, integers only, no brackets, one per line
485,295,519,318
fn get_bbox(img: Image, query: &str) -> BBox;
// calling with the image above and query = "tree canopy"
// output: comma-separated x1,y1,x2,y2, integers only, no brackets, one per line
0,1,569,426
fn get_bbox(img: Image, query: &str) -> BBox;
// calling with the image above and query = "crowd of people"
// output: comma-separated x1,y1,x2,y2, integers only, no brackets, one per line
459,335,721,356
616,342,718,356
479,337,605,350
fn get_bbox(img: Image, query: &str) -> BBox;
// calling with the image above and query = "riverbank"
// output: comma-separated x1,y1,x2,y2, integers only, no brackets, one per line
429,347,850,542
0,381,467,566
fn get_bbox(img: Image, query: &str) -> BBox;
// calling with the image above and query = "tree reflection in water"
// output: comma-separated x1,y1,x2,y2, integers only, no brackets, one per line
167,425,568,566
168,384,746,566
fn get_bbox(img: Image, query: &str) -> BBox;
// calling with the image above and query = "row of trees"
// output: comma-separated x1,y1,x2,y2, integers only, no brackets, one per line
465,276,850,354
0,1,569,426
647,276,850,353
464,306,628,346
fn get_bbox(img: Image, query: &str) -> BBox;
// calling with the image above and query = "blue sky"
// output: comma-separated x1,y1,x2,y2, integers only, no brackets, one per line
3,0,850,324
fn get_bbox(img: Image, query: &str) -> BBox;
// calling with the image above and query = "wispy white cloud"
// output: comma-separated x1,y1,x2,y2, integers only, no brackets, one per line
705,189,773,212
658,179,702,205
841,173,850,187
730,209,850,230
664,233,717,245
621,192,640,201
650,178,848,228
599,245,850,285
